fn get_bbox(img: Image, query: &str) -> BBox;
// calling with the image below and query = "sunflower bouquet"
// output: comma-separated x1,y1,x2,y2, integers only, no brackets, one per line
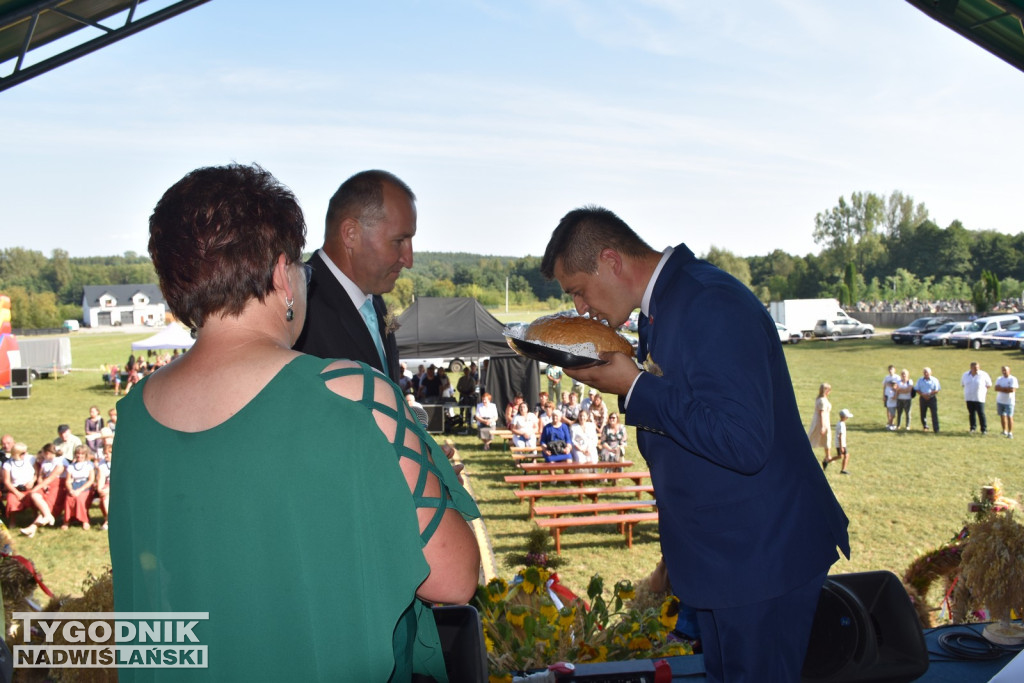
474,568,693,681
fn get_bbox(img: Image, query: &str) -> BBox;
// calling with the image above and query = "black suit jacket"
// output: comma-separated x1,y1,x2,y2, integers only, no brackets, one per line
293,251,402,383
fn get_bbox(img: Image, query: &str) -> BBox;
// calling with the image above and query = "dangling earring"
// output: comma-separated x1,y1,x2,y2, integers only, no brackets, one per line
285,297,295,322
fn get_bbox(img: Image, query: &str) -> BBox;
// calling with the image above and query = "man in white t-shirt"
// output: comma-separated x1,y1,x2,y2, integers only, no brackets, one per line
995,365,1019,439
961,361,993,434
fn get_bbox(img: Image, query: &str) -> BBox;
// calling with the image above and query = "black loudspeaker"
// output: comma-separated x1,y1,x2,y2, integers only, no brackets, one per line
10,368,29,385
430,605,487,683
10,386,29,400
802,571,929,683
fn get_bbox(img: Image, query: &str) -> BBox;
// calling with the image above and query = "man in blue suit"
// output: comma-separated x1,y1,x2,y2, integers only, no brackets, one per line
541,206,849,682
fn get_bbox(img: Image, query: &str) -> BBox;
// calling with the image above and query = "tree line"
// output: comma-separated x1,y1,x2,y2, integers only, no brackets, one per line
2,189,1023,327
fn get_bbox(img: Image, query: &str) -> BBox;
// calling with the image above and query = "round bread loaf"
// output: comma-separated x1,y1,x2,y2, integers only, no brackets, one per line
525,314,633,356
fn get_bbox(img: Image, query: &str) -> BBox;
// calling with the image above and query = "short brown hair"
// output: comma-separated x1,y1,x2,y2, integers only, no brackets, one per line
149,163,306,329
324,170,415,241
540,205,653,279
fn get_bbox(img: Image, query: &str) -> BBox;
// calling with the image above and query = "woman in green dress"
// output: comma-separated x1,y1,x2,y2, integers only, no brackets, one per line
110,164,480,681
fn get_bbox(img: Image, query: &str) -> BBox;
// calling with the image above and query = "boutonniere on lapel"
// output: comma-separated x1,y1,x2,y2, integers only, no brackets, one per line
384,307,401,336
642,313,662,376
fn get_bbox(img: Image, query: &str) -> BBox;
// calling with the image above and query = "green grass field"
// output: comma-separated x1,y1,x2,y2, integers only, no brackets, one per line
4,323,1023,621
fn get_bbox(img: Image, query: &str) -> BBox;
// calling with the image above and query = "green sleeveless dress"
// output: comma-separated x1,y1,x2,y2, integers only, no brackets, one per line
110,356,479,681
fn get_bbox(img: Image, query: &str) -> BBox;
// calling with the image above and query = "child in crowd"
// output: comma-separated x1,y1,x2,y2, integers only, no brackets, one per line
885,382,898,431
834,409,853,474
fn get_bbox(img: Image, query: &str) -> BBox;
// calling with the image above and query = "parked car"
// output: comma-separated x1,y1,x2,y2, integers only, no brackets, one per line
776,322,802,344
989,322,1024,350
949,314,1024,349
813,316,875,339
921,321,973,346
889,316,954,345
62,319,80,332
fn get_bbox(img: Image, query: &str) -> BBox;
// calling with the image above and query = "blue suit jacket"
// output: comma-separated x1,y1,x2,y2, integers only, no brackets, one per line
625,244,849,609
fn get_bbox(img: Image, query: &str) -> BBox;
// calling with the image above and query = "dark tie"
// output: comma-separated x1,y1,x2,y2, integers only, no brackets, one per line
637,313,649,362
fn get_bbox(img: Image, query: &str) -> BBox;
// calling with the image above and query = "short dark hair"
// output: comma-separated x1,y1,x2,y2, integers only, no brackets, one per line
148,163,306,330
324,170,415,240
540,205,653,279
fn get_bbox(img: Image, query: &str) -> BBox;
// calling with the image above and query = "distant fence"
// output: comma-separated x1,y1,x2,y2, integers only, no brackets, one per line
845,312,974,330
10,328,66,336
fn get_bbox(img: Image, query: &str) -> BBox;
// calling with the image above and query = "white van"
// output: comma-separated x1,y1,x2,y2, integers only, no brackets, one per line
949,314,1023,349
62,319,80,332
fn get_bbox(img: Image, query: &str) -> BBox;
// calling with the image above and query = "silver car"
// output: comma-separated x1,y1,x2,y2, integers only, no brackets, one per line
920,321,972,346
813,317,875,339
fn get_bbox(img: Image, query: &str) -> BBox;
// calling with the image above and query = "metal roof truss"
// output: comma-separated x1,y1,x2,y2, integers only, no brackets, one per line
0,0,210,93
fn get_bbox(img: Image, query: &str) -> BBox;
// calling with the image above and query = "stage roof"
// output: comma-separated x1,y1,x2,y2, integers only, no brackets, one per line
905,0,1024,73
0,0,209,92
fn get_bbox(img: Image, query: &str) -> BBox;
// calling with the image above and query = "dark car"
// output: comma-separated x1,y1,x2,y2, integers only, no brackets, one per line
890,316,954,345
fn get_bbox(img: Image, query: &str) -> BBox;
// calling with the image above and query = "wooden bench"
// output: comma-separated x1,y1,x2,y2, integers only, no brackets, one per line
504,471,651,491
510,446,544,462
536,511,660,552
514,484,655,518
532,499,657,518
491,429,514,448
518,460,634,473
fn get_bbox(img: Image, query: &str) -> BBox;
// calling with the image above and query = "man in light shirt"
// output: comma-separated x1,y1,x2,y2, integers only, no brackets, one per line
995,365,1019,439
294,170,416,383
961,361,993,434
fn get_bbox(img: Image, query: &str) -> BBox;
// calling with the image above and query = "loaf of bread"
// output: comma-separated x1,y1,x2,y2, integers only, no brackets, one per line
524,314,633,356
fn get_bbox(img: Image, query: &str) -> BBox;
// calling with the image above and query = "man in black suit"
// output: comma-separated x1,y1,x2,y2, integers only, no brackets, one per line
294,170,416,383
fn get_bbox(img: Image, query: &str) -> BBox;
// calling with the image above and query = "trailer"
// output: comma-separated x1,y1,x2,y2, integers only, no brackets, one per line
769,299,852,339
9,337,72,378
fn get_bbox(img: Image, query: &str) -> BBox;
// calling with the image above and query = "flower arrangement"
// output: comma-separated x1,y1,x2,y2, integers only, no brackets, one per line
474,568,693,680
956,509,1024,643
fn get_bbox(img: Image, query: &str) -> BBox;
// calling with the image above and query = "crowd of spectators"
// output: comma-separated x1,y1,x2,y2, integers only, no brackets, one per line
851,297,1024,314
1,405,115,536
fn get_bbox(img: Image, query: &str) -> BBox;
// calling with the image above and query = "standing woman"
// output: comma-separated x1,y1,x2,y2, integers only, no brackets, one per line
809,383,833,469
109,164,479,682
895,369,915,430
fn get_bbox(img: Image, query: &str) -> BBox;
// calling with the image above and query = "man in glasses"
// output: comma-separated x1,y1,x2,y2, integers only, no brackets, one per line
295,170,416,383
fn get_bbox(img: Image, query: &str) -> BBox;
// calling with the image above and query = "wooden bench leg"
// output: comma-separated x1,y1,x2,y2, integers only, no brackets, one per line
553,528,562,554
625,522,634,548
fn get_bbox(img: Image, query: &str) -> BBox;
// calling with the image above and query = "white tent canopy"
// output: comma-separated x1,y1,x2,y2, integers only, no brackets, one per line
131,323,195,351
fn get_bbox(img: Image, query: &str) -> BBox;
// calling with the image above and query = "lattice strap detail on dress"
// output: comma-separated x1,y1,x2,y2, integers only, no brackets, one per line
320,363,452,543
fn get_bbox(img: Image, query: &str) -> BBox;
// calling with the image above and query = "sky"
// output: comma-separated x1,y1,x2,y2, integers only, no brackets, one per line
2,0,1024,260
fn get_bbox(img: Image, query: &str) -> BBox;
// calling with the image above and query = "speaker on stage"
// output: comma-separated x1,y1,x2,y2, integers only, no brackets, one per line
801,570,928,683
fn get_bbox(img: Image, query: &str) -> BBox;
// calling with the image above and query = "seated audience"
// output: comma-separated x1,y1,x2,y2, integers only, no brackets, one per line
590,392,609,431
84,405,105,454
561,391,581,425
3,443,44,536
63,445,95,530
571,409,599,465
96,430,113,530
504,392,525,428
540,410,573,462
599,412,628,462
476,392,499,450
510,402,539,448
32,442,65,529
